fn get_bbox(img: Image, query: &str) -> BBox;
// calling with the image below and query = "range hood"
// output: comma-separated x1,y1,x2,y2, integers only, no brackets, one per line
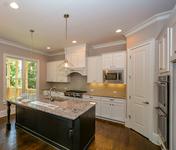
64,44,87,76
67,68,87,76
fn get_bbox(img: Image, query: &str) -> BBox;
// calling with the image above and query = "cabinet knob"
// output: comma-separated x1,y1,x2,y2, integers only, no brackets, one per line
143,101,150,105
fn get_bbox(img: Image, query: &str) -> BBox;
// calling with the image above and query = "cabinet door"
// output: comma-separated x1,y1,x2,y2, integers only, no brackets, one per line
162,29,170,72
112,51,126,69
158,29,170,73
101,101,111,119
102,54,112,69
96,56,103,82
87,57,97,83
93,99,101,117
158,38,164,72
87,56,103,83
46,62,56,82
110,101,125,122
170,23,176,61
65,45,86,68
56,61,68,82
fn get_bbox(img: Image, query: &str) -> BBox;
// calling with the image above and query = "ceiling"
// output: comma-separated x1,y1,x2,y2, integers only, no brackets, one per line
0,0,176,53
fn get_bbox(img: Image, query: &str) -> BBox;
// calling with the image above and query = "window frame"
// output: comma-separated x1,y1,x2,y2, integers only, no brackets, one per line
3,53,40,99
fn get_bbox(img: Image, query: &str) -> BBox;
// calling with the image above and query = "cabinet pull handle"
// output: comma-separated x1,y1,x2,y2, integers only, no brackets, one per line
68,129,73,139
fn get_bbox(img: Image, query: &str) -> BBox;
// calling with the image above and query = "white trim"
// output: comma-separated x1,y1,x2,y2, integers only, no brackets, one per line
127,38,155,51
0,38,48,56
48,51,65,56
3,53,40,99
125,11,171,37
158,135,167,150
92,40,126,49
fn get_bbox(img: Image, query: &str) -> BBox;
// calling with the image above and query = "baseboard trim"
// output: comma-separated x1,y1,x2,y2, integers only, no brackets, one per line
96,116,125,125
158,135,167,150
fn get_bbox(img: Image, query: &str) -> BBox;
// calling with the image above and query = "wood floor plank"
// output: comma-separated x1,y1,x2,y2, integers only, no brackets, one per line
0,116,160,150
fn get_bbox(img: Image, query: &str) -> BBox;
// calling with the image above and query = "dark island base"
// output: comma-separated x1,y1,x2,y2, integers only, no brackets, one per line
15,105,96,150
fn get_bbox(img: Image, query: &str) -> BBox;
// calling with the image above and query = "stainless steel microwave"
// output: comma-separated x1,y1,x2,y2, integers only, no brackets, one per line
103,70,124,83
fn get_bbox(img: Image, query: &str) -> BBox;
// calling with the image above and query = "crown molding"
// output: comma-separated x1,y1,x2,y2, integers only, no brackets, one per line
48,51,65,56
125,10,172,37
0,38,48,56
92,40,126,49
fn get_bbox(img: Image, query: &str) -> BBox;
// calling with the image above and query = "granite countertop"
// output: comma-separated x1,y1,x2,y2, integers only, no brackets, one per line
7,97,95,120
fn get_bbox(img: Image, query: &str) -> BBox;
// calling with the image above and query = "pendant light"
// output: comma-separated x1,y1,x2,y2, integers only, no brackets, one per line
64,14,70,68
64,14,69,40
29,29,35,51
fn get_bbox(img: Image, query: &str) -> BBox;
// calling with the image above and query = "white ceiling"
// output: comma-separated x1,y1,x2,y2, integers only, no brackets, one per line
0,0,176,52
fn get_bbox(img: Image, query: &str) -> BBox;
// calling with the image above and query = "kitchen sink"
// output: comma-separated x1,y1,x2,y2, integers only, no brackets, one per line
30,101,58,110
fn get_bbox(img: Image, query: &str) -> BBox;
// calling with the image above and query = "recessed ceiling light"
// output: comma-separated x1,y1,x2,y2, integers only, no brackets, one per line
116,29,122,33
10,2,19,9
46,46,51,50
72,40,77,44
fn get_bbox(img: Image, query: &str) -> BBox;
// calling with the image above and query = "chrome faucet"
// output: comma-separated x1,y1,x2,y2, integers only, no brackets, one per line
49,87,56,101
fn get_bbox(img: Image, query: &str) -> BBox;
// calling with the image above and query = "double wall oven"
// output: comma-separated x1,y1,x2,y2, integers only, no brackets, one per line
157,75,170,149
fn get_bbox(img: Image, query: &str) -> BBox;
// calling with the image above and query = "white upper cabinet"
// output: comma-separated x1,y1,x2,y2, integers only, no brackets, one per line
46,61,69,83
102,51,126,70
170,23,176,61
158,28,170,73
87,56,103,83
65,44,86,68
47,61,57,82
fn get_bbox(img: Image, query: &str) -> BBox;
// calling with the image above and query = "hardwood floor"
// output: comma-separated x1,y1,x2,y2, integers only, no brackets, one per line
0,116,160,150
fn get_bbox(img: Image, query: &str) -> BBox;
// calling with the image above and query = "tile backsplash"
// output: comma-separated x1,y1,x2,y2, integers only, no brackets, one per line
48,72,126,98
87,83,126,98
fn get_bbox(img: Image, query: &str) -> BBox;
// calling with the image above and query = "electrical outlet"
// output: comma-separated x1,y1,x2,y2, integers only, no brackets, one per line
90,89,94,92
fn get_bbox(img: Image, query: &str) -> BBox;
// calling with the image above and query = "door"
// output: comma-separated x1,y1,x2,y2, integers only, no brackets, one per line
5,56,39,99
128,43,153,138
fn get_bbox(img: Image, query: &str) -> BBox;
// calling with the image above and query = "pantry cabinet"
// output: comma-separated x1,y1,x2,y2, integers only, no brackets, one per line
87,56,103,83
46,61,69,83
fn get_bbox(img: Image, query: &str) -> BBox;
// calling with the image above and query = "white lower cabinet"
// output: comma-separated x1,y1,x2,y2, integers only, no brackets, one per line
100,99,126,122
93,99,101,117
83,95,126,123
110,101,126,122
100,101,111,119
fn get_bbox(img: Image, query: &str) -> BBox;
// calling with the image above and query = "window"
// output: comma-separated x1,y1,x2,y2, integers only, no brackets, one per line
5,56,39,99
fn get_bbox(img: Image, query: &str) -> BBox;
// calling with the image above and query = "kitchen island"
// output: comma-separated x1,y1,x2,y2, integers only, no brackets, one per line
6,97,96,150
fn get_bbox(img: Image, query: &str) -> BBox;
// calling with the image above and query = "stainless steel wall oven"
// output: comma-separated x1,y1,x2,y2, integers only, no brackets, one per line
157,75,170,149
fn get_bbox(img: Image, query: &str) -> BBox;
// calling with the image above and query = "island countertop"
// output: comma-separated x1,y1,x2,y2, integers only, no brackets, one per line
6,97,95,120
